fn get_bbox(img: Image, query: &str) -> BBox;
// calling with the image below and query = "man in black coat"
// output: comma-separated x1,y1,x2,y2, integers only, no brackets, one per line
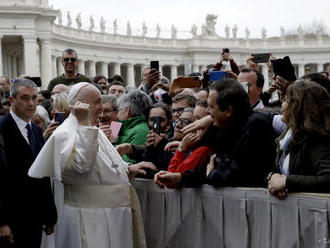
0,78,57,247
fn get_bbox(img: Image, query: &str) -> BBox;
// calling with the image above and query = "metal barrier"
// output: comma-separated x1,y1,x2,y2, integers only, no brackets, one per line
133,179,330,248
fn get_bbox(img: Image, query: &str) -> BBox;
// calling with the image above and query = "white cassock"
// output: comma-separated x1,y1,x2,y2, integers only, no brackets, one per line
28,114,146,248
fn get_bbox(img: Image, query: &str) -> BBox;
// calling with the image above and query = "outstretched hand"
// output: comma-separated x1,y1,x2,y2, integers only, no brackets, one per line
128,161,158,178
154,171,182,189
181,115,213,135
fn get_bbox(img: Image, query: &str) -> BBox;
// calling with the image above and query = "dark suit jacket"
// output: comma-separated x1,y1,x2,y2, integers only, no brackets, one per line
0,113,57,226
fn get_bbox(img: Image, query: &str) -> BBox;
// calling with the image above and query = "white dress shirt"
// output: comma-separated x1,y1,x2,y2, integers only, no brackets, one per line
10,109,32,145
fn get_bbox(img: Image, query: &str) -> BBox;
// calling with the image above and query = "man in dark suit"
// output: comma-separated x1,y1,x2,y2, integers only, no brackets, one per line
0,78,57,247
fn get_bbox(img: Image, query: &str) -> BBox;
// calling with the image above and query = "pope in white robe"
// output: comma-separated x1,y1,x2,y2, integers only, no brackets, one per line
28,83,155,248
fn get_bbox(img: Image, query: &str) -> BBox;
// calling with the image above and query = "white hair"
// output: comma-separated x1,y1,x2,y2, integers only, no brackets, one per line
35,105,50,124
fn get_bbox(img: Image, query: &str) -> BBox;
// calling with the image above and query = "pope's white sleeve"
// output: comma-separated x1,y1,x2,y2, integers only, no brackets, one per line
72,125,99,174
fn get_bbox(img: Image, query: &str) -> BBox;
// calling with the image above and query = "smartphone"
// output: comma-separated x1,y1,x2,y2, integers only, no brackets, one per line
150,61,159,71
54,112,66,124
271,56,297,82
209,71,228,82
26,76,42,87
152,116,161,135
110,121,122,140
251,53,270,63
222,48,230,61
241,82,249,94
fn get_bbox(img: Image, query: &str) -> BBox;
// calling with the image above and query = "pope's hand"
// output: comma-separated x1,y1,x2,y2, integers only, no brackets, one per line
73,101,91,126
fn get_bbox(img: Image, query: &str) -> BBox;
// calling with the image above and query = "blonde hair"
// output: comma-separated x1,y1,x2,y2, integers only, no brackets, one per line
52,92,70,117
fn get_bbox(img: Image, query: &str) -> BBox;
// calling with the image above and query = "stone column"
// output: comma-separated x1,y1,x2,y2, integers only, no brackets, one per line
317,63,324,72
101,62,108,77
11,56,17,78
113,62,121,76
88,61,96,77
23,36,38,76
51,56,57,78
126,63,135,87
184,60,192,76
261,64,269,91
3,55,8,77
0,35,3,75
57,57,64,75
40,39,52,89
78,59,85,75
170,65,178,81
17,57,23,76
192,64,199,73
298,64,305,78
7,56,12,79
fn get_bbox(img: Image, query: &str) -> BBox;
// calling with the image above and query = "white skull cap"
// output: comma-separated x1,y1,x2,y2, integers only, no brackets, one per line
68,82,91,105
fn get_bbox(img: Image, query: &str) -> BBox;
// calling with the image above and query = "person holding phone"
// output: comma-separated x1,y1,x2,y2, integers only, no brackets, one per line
213,48,240,75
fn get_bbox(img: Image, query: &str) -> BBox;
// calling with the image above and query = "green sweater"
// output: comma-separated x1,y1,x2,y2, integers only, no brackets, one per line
116,116,150,163
47,73,93,92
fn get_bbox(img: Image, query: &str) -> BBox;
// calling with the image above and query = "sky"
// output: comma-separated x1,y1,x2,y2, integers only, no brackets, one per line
49,0,330,39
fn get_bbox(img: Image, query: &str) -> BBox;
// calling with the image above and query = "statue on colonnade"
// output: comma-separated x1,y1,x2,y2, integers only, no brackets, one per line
190,24,197,38
127,21,132,36
67,11,72,28
171,24,177,39
142,22,147,37
245,26,250,39
232,24,238,39
100,17,106,33
76,13,82,29
57,9,63,25
113,19,118,35
89,15,95,31
225,25,230,39
261,27,267,39
156,24,161,38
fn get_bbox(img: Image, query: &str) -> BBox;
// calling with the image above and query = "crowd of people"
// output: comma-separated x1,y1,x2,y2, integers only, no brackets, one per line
1,47,330,247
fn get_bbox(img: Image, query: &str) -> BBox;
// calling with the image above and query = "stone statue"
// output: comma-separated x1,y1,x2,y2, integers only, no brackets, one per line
171,24,177,39
113,19,118,35
89,15,95,31
297,25,303,37
156,24,161,38
191,24,197,38
76,13,82,29
316,24,324,36
142,22,147,37
261,27,267,39
57,9,63,26
232,24,238,39
245,26,250,39
202,14,218,37
100,17,106,33
225,25,230,39
280,26,285,37
67,11,72,28
126,21,132,36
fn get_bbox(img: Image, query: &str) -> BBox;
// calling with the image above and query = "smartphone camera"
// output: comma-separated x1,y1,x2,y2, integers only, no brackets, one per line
152,116,161,135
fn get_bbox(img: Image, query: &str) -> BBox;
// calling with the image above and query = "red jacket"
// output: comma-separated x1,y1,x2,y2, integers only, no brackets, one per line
168,146,213,173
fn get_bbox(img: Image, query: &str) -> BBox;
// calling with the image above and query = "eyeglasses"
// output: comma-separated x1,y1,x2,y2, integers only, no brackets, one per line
175,118,193,126
63,58,77,63
172,107,185,115
148,116,166,123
